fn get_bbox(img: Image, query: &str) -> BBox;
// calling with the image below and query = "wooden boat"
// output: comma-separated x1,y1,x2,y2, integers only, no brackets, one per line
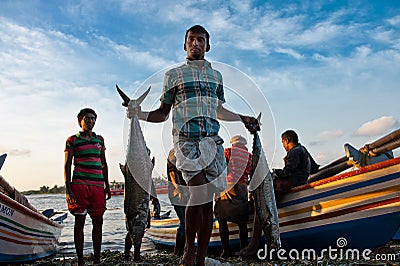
146,131,400,252
146,156,400,251
0,154,66,263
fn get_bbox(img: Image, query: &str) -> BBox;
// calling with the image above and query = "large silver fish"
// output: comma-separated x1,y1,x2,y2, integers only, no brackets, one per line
117,85,153,262
248,125,281,249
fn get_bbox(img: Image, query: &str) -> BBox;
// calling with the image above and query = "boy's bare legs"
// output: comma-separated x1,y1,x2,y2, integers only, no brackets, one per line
92,216,103,264
74,215,86,266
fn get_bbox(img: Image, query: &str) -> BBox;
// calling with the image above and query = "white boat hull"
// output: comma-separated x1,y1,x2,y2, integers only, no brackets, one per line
0,192,64,263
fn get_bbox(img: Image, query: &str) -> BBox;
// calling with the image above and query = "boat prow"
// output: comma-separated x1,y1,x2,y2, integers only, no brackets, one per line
0,155,65,263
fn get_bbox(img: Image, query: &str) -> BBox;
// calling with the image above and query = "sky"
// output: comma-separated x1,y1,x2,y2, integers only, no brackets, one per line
0,0,399,191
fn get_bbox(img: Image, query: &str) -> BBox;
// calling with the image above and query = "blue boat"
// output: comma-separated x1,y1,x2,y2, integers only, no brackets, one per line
146,156,400,252
393,227,400,241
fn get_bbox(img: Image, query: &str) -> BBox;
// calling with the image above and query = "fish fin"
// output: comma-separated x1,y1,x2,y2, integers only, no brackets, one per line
134,86,151,106
256,113,262,126
116,85,151,107
116,84,131,106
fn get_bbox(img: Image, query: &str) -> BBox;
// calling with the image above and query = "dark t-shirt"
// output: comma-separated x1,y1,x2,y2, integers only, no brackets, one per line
276,143,318,187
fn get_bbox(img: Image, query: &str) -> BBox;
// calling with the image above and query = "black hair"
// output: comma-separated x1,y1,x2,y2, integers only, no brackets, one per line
281,130,299,144
184,25,210,47
77,108,97,123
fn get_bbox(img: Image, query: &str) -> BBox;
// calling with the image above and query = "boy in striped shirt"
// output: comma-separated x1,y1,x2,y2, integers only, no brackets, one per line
64,108,111,266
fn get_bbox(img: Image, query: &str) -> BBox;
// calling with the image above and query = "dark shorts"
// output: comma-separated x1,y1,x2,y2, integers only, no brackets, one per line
214,183,249,224
69,179,106,218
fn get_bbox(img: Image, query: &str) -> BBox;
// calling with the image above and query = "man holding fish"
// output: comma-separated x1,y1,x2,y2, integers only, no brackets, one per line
126,25,259,266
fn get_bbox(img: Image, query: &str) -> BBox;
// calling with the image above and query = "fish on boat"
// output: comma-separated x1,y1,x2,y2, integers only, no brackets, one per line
0,154,67,263
117,85,154,262
146,129,400,252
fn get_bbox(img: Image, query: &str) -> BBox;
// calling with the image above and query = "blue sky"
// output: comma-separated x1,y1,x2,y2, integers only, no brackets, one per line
0,0,399,191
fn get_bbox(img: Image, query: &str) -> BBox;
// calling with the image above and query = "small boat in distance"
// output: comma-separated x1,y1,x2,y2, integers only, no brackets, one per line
0,154,66,263
110,180,169,196
110,180,124,196
155,185,168,194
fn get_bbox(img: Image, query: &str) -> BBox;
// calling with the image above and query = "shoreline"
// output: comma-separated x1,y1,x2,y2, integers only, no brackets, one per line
21,241,400,266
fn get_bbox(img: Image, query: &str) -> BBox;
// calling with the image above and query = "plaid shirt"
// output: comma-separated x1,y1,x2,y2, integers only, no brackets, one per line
161,59,225,138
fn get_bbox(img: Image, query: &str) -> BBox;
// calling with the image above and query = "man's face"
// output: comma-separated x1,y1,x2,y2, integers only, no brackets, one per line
80,113,96,131
184,31,209,60
282,138,290,152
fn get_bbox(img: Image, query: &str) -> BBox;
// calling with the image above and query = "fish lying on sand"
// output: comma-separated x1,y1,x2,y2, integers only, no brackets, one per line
248,117,281,249
117,85,154,262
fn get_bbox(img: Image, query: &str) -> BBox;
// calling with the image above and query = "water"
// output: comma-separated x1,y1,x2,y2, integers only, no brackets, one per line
26,193,174,258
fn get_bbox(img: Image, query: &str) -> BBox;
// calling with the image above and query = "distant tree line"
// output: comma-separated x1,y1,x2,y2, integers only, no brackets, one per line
21,175,169,195
22,185,66,195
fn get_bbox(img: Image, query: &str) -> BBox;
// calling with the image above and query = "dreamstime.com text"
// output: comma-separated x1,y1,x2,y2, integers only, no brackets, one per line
257,237,397,262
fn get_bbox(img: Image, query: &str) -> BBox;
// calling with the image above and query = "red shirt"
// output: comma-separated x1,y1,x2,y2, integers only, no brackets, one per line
224,144,252,184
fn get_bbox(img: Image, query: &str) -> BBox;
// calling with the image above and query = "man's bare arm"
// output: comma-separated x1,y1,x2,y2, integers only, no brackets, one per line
217,104,260,133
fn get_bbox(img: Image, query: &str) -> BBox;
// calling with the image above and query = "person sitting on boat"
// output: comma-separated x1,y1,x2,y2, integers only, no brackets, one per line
167,148,190,256
64,108,111,266
273,129,319,201
240,129,319,258
214,135,252,258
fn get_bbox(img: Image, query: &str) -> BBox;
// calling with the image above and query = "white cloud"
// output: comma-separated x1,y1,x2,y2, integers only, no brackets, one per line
318,130,344,141
6,149,31,156
275,47,304,59
308,130,344,147
387,15,400,27
354,116,397,136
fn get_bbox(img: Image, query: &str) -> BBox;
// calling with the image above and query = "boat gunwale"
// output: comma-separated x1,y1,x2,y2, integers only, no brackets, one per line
0,192,63,228
289,156,400,193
